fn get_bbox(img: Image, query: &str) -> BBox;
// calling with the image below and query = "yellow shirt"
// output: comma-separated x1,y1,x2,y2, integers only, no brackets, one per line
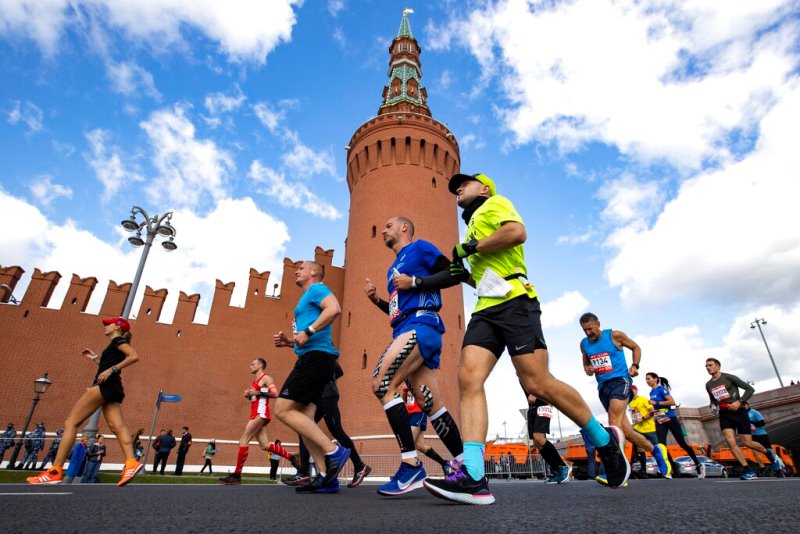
629,395,656,434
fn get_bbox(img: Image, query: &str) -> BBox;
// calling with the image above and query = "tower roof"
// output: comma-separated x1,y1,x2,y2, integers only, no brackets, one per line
379,9,430,117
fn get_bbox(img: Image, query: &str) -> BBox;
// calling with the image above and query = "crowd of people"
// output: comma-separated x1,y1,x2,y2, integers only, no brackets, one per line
15,171,787,504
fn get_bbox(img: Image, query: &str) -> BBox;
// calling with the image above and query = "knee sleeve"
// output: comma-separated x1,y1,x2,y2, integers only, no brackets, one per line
373,333,417,399
418,384,434,415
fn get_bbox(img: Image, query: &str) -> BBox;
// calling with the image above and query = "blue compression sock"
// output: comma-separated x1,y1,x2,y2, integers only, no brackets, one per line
582,417,610,448
463,442,485,480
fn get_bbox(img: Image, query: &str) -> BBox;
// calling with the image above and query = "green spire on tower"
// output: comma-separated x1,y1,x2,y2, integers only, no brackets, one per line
397,8,414,38
379,8,430,116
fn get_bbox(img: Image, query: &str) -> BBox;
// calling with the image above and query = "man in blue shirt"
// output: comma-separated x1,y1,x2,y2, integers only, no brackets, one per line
364,216,464,496
579,312,671,479
273,260,350,494
745,403,782,477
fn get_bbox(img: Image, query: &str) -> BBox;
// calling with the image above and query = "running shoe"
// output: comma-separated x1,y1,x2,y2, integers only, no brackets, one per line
26,467,63,485
443,460,458,477
347,464,372,488
652,443,672,478
595,476,629,487
696,462,706,479
595,426,630,489
740,470,758,481
117,459,144,487
377,462,426,496
767,450,781,472
282,473,310,486
295,474,340,494
322,446,350,486
423,464,495,505
219,473,242,485
545,464,572,484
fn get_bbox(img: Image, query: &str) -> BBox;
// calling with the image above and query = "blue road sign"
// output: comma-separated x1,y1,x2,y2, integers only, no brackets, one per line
159,393,182,403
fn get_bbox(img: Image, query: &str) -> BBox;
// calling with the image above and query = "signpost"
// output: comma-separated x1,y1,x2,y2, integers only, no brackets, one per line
142,389,182,468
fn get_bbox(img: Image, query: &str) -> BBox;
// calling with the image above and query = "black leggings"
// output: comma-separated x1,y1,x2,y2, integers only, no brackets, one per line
656,417,699,465
199,459,213,473
298,393,363,475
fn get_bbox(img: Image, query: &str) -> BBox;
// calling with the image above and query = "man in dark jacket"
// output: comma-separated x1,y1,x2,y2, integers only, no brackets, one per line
20,423,45,469
174,427,192,475
0,423,16,464
153,429,176,475
39,428,63,469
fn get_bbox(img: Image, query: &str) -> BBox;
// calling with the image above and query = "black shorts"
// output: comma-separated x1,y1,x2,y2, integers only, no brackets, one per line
719,408,750,434
98,380,125,404
751,433,772,450
527,405,552,436
463,296,548,357
279,351,338,406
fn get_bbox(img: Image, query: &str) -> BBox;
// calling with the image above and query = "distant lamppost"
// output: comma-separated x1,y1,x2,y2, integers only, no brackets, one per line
750,318,784,387
272,283,279,297
82,206,178,442
502,420,508,440
6,373,52,469
0,283,19,304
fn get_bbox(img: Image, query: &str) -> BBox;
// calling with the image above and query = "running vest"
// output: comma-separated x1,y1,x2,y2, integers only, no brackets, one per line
580,329,629,387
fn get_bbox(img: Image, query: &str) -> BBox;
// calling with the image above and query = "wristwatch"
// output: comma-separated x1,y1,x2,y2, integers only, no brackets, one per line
111,366,120,374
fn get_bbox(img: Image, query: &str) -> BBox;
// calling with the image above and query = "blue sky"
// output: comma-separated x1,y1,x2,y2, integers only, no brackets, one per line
2,0,799,441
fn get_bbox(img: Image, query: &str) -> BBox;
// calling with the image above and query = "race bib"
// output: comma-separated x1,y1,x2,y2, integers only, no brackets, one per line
655,411,671,425
291,318,297,334
631,410,643,424
590,353,613,374
710,384,730,401
388,290,400,323
536,405,553,418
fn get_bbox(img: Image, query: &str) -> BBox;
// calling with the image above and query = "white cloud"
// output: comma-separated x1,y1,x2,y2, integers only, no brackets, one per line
84,128,144,202
328,0,345,17
0,0,301,63
605,80,800,306
556,230,594,246
0,189,291,324
6,99,43,134
204,87,245,115
139,104,235,210
458,133,485,150
249,160,341,220
29,174,73,207
107,60,161,99
280,136,336,179
52,140,75,157
433,0,799,169
541,290,590,329
252,101,286,133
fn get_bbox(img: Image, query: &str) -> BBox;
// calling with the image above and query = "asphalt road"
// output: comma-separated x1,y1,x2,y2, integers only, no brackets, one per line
2,477,798,533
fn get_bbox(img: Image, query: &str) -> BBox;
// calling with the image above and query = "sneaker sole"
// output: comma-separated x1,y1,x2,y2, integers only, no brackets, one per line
377,477,426,496
347,465,372,488
117,463,145,487
27,478,62,485
220,480,242,485
423,479,495,505
596,426,631,489
545,465,572,484
655,444,673,478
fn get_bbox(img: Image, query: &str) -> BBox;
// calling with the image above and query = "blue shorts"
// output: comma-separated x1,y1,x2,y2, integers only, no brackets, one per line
409,411,428,430
394,321,442,369
598,376,632,411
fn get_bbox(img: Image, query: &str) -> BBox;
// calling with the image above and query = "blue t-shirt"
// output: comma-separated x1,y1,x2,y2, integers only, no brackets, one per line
581,329,629,388
386,240,446,337
748,408,767,436
292,283,339,357
649,385,676,418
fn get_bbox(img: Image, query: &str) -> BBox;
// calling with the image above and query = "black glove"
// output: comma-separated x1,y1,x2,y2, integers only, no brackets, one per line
449,258,470,283
453,239,479,259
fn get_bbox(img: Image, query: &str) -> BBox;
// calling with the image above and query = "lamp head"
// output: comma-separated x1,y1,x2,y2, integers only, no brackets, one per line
34,372,52,394
156,221,175,237
121,216,139,232
161,237,177,251
128,234,145,247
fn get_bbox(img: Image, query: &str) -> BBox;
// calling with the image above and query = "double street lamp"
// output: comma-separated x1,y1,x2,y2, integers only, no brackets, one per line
6,373,52,469
82,206,178,442
750,318,784,388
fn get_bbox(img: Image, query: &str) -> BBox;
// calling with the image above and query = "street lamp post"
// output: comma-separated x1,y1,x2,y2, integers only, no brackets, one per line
6,373,52,469
82,206,178,442
750,318,784,387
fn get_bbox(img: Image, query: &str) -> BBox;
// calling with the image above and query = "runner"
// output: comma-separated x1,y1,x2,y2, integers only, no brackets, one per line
423,173,631,505
705,357,780,480
27,317,143,486
219,358,299,485
364,216,465,496
403,384,455,477
645,372,704,478
744,402,783,477
273,260,350,494
522,388,571,484
628,385,657,478
579,313,671,480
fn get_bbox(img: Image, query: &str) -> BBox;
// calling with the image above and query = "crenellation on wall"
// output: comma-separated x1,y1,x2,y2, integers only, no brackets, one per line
138,286,168,323
99,279,130,317
0,265,25,303
21,268,63,308
245,268,271,308
174,291,200,325
62,274,98,313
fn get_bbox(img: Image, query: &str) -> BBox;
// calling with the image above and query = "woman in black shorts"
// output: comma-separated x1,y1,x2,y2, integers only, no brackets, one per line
28,317,144,486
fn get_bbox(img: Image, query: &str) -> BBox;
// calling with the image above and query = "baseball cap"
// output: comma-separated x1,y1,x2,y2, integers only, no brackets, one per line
448,172,496,196
102,316,130,333
631,385,638,393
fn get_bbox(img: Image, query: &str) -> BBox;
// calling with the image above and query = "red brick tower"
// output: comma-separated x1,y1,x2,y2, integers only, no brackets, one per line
337,10,465,437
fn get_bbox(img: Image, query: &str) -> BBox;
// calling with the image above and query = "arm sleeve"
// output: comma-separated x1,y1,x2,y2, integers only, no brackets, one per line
373,299,390,315
730,374,755,403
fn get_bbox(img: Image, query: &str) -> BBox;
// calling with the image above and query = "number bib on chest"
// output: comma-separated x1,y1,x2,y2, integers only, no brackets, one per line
388,290,400,323
655,411,671,425
710,384,730,402
590,353,613,374
631,410,643,424
536,405,553,418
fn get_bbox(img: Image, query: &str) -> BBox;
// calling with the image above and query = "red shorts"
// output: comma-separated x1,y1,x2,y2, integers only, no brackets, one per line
250,396,271,423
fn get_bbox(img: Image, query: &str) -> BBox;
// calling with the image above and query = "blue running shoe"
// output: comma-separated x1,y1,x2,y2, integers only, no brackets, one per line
740,470,758,481
595,426,630,489
652,444,672,478
295,474,341,493
322,446,351,486
377,462,426,496
767,450,781,472
545,464,572,484
423,463,495,505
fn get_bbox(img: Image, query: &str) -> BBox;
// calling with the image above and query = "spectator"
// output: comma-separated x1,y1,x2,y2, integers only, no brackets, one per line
64,435,89,484
20,422,46,469
81,435,106,483
174,426,192,475
269,439,282,480
132,428,144,462
151,430,165,474
0,423,16,465
200,440,216,475
154,429,176,475
39,429,64,469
